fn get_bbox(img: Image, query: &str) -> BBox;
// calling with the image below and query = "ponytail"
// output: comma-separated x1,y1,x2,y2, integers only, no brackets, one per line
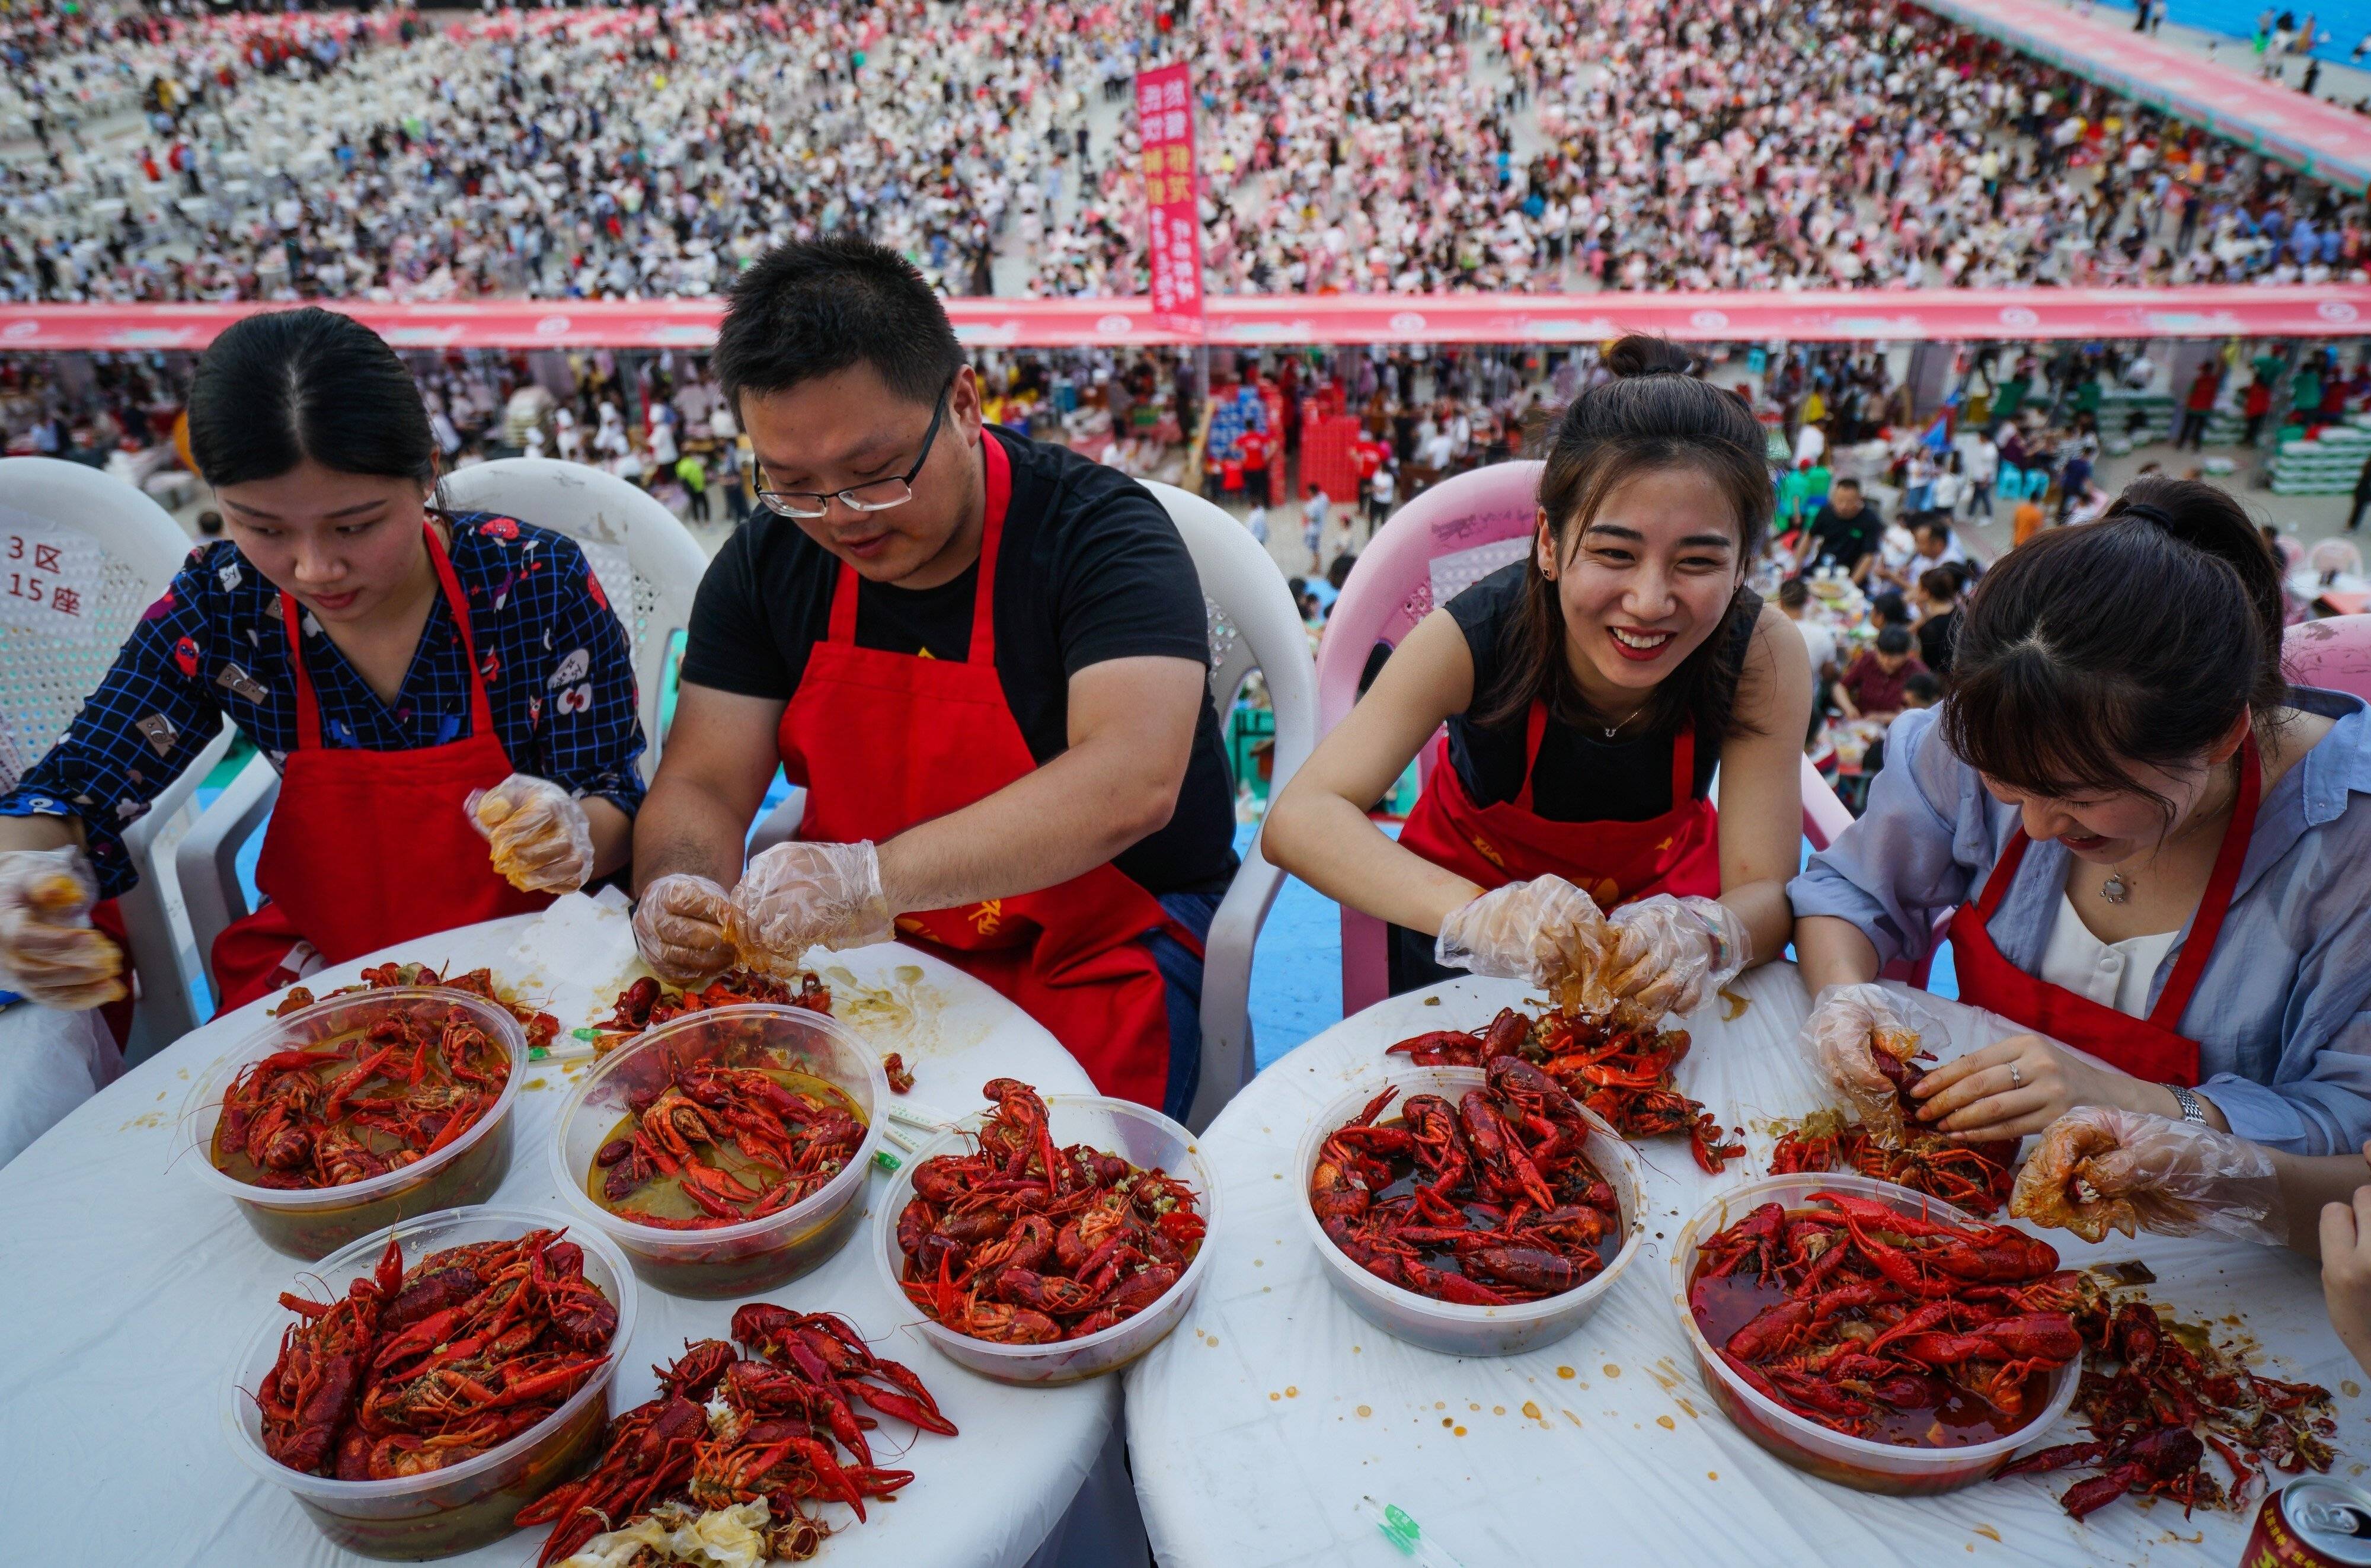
1941,477,2288,806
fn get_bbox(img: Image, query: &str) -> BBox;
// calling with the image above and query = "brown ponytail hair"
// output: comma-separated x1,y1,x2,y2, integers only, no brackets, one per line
1940,476,2288,809
1477,335,1772,740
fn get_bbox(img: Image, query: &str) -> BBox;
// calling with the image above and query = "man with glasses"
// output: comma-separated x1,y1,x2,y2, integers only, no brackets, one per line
630,237,1238,1120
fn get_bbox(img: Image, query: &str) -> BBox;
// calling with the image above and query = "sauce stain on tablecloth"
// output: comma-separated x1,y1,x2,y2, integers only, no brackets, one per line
821,964,991,1060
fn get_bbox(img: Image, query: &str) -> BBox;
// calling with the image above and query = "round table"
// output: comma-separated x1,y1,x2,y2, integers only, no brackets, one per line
0,898,1117,1567
1126,963,2371,1567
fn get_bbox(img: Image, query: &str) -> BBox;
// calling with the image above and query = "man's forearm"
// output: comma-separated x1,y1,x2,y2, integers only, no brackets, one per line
631,775,752,892
875,740,1172,914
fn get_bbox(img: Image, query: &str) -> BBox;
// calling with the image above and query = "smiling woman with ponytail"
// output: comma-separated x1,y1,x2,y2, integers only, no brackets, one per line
1794,476,2371,1156
1266,335,1811,1011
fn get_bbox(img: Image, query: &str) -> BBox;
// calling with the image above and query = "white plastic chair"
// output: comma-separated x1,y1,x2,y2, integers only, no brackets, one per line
1142,479,1317,1131
2309,538,2364,579
744,480,1315,1130
177,459,708,991
0,456,228,1060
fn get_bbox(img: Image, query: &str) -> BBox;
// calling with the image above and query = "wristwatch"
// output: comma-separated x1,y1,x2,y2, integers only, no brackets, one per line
2168,1084,2208,1127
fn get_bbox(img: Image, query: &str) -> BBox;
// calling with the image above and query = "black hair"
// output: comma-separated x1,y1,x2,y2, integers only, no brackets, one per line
1914,516,1953,543
1918,566,1962,603
1870,591,1910,628
1833,476,1863,492
1482,334,1769,738
713,235,965,412
186,308,434,487
1942,477,2287,809
1777,577,1810,610
1903,673,1944,705
1876,625,1913,656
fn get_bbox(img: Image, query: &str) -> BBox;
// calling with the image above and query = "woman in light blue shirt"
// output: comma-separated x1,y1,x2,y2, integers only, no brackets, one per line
1792,478,2371,1156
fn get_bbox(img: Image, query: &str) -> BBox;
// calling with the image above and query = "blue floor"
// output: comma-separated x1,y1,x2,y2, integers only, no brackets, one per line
2082,0,2366,61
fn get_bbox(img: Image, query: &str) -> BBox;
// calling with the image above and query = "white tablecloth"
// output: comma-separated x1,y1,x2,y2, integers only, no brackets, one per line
1126,964,2371,1568
0,900,1117,1567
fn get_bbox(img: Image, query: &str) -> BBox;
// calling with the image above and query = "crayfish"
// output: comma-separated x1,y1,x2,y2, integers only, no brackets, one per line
892,1077,1206,1343
1994,1292,2336,1520
592,1057,868,1228
1768,1111,2018,1218
274,959,563,1053
1689,1191,2080,1447
1769,1007,2019,1214
592,969,832,1054
253,1227,616,1484
1312,1055,1627,1307
215,999,512,1191
517,1304,956,1567
1388,1005,1743,1172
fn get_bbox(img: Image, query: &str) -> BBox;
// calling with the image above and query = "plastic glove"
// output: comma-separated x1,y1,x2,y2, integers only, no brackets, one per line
2010,1104,2283,1247
724,840,896,976
1601,894,1750,1020
0,847,127,1011
468,774,596,894
1434,874,1612,992
1801,982,1935,1147
632,873,735,986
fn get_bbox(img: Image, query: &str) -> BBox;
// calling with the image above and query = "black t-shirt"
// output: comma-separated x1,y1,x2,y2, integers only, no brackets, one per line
682,426,1239,896
1438,561,1748,823
1917,607,1960,677
1805,500,1884,568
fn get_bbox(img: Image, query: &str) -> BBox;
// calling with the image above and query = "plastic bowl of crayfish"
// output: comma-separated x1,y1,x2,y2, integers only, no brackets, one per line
550,1002,887,1299
1295,1065,1647,1358
221,1204,638,1560
1671,1173,2082,1496
872,1092,1220,1385
181,987,529,1260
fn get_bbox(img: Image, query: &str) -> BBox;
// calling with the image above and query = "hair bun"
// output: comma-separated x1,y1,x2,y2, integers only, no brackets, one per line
1602,334,1695,380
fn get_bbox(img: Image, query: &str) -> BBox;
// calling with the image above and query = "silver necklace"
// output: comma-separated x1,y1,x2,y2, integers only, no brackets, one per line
2096,763,2245,905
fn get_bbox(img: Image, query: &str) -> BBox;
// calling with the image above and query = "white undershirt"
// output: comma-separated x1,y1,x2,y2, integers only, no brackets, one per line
2036,892,2182,1019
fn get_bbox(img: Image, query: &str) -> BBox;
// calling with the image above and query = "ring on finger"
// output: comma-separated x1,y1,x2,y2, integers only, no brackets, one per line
2008,1063,2025,1090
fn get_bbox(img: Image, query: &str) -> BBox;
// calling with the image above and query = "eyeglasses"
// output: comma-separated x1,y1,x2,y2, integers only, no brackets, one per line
753,378,955,521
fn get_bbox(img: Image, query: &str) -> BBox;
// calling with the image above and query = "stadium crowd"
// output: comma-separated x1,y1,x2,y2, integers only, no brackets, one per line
4,0,2367,306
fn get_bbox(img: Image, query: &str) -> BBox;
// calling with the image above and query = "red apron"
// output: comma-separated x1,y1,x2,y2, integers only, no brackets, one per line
1397,699,1722,909
775,433,1201,1109
210,524,548,1015
1946,734,2262,1085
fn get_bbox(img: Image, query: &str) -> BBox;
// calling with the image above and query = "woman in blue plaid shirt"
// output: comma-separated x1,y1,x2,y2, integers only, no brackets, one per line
0,309,646,1014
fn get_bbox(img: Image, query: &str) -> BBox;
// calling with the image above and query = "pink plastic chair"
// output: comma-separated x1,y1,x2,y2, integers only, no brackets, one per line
2287,613,2371,699
1315,463,1854,1015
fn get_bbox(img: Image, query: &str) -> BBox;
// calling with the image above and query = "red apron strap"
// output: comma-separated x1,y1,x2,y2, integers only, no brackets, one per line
826,561,861,643
1972,821,2034,923
1669,722,1695,810
2146,730,2262,1029
1512,699,1548,811
280,585,324,748
278,522,488,747
969,430,1012,666
422,523,496,740
821,429,1013,663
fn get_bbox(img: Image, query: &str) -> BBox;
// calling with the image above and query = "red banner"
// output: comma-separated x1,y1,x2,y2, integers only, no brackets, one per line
1134,63,1207,340
1,286,2367,353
